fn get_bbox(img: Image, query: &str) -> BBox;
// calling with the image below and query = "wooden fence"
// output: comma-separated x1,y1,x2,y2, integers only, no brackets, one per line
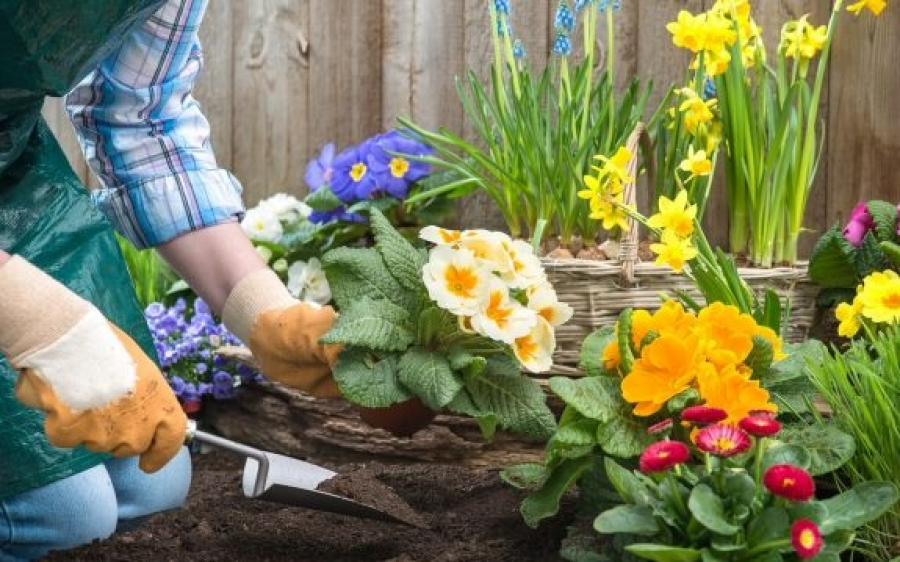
43,0,900,256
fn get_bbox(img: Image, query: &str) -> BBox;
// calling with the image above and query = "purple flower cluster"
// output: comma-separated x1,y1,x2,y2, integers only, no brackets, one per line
303,130,433,224
145,298,262,405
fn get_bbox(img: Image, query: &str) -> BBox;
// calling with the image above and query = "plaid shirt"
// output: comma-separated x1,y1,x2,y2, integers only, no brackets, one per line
66,0,244,249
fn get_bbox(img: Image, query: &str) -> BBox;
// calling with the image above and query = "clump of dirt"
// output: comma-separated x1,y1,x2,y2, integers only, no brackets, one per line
42,450,575,562
317,467,430,529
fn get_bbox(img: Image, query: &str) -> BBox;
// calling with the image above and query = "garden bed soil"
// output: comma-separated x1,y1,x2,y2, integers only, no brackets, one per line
43,449,575,562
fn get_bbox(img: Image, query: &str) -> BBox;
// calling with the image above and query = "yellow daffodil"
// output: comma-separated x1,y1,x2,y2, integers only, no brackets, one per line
470,278,538,344
589,192,632,232
650,230,699,273
514,317,555,374
847,0,887,16
678,87,717,135
835,296,864,337
621,333,707,416
781,16,828,60
419,225,463,246
422,246,490,316
667,10,707,53
701,13,738,54
711,0,751,23
857,270,900,324
526,282,574,327
679,146,713,180
647,190,697,239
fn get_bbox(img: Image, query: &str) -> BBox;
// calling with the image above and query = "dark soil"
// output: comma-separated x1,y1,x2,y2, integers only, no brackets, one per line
43,449,575,562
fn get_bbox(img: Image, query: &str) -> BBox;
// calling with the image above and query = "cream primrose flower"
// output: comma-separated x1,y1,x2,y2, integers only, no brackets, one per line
470,277,539,344
423,245,491,316
286,258,332,305
258,193,312,222
457,229,516,277
514,316,555,373
501,239,546,290
527,282,574,327
241,206,283,243
419,225,464,246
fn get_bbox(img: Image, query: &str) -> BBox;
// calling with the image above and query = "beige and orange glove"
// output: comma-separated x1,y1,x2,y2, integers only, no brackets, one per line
0,256,186,473
222,268,342,398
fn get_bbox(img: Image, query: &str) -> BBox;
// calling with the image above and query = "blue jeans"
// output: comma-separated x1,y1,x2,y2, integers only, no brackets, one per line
0,447,191,561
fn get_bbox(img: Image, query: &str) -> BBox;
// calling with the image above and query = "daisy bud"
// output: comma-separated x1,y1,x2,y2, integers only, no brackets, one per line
764,464,816,501
739,414,782,437
681,405,728,424
639,441,690,473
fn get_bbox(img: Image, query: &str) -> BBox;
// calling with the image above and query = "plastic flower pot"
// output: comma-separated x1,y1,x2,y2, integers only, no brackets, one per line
355,397,437,437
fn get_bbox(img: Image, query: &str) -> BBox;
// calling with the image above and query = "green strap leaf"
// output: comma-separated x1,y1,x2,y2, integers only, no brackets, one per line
624,544,701,562
369,207,428,291
397,346,463,410
594,505,660,536
332,350,410,408
688,484,740,536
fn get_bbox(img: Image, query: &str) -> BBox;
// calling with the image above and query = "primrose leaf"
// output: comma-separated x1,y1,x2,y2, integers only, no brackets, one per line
397,346,463,410
777,423,856,476
807,224,859,288
332,349,409,408
580,326,616,377
867,200,898,242
744,335,773,379
465,355,556,440
321,246,414,311
520,457,592,528
321,297,414,351
369,207,427,292
549,376,622,422
304,186,343,212
500,462,551,491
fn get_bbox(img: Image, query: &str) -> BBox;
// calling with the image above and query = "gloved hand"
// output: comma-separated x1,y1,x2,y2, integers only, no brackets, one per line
0,256,186,473
222,269,342,398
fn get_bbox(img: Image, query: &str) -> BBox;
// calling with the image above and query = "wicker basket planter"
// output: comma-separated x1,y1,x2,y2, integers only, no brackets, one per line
542,257,817,376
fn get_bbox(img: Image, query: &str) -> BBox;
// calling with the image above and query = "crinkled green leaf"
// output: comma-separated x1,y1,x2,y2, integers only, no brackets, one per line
397,346,462,410
580,326,615,377
549,376,622,422
369,207,427,291
808,224,859,288
418,306,458,346
465,357,557,440
867,200,898,242
766,339,827,385
500,462,551,491
520,457,592,528
855,231,891,280
744,334,773,380
304,185,343,212
598,413,655,459
321,296,414,351
321,246,415,310
332,349,409,408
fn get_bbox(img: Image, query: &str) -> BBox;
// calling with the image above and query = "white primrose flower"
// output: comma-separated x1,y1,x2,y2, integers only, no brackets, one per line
469,277,538,344
258,193,312,223
527,282,574,327
286,258,332,305
502,239,547,289
513,316,556,374
241,206,283,243
457,229,515,277
419,225,463,246
422,245,491,316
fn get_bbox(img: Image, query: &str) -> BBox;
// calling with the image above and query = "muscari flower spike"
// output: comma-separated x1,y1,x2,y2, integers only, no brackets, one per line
598,0,622,12
574,0,592,13
555,1,576,33
494,0,511,15
552,32,572,56
703,78,717,100
512,39,527,59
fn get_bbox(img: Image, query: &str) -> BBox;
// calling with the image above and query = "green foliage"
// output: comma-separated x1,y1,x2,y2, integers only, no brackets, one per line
809,200,900,297
806,325,900,560
321,208,555,441
115,234,178,308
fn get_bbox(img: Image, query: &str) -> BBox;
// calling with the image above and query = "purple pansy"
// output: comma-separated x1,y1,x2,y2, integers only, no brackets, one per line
368,131,433,198
331,143,377,202
304,143,336,191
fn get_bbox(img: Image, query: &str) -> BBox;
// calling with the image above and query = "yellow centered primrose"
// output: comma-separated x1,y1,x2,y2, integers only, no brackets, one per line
389,157,410,178
350,162,368,182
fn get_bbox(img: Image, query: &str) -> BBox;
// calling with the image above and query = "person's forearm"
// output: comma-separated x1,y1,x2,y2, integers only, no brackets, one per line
156,223,268,315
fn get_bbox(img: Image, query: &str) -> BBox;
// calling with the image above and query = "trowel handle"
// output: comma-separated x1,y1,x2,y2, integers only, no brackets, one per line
185,420,271,497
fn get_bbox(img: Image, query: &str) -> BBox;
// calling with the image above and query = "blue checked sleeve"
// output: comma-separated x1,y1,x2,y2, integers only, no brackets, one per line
65,0,245,249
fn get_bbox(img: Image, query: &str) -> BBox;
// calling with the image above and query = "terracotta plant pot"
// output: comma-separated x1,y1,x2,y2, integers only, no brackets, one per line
356,397,437,437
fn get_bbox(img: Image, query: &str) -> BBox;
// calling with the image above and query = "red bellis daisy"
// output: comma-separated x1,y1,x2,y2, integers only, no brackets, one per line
764,464,816,501
695,423,751,457
739,414,781,437
639,441,691,473
681,405,728,424
791,518,824,559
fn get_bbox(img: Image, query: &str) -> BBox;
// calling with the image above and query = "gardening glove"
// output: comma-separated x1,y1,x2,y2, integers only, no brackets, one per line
222,268,342,398
0,255,187,473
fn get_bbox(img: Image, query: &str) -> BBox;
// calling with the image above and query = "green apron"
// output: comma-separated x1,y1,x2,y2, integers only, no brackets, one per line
0,0,165,499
